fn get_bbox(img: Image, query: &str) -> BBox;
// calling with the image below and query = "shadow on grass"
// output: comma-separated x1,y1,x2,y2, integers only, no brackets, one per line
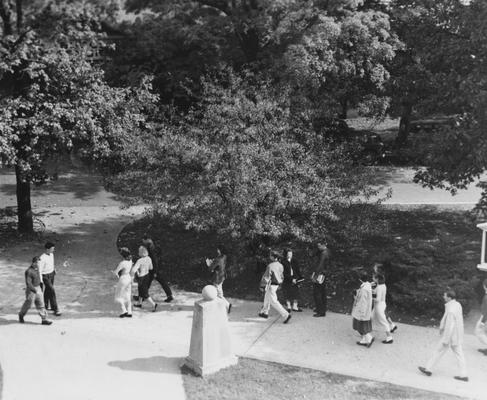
108,356,183,374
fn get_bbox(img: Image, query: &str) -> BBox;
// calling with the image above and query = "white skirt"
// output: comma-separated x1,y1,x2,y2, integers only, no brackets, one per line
115,274,132,303
373,301,389,331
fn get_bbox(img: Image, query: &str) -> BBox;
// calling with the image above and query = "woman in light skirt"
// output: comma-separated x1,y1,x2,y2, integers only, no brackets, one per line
372,273,393,344
113,247,133,318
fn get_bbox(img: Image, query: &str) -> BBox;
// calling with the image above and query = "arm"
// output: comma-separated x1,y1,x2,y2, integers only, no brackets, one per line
25,270,36,293
130,259,141,276
113,261,124,277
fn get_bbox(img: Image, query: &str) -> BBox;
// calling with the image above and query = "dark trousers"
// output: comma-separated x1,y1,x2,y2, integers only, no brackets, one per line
42,272,58,312
149,270,172,298
313,282,327,315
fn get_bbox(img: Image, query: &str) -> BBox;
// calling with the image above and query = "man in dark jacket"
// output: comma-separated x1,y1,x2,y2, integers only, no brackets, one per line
19,256,52,325
311,242,330,317
282,248,303,313
142,234,173,303
206,245,231,313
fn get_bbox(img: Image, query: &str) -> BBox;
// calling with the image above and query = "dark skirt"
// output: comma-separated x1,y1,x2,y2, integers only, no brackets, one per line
353,318,372,335
282,282,299,301
138,274,151,300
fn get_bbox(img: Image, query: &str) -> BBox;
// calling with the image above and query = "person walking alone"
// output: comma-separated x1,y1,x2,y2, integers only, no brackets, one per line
19,257,52,325
206,244,232,313
418,289,468,382
258,251,291,324
39,241,61,316
312,242,329,317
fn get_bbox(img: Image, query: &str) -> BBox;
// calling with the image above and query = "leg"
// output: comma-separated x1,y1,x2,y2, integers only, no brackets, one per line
426,342,449,371
33,289,48,320
43,273,59,312
313,283,323,313
19,290,34,318
116,298,127,314
269,285,289,319
260,287,271,315
320,283,327,314
215,282,230,309
451,345,468,377
155,272,173,298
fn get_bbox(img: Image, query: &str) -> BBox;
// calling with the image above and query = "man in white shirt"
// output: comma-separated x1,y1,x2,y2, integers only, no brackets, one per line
418,289,468,381
258,251,291,324
39,242,61,316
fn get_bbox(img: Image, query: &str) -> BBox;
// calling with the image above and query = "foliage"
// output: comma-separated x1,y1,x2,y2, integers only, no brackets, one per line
108,69,382,245
0,1,158,231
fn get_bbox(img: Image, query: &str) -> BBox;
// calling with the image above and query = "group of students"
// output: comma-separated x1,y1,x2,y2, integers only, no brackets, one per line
18,241,61,325
113,235,174,318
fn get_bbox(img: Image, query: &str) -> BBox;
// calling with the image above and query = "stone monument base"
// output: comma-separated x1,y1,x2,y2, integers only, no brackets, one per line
185,354,238,376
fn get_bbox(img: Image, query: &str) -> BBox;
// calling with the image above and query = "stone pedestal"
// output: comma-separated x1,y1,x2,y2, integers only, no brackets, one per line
184,294,238,376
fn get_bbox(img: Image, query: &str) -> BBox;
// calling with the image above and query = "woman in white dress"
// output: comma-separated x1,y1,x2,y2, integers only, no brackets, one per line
372,273,393,344
132,245,158,311
113,247,133,318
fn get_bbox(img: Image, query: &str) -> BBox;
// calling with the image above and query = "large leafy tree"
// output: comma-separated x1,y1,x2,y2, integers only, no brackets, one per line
0,1,157,233
106,70,381,248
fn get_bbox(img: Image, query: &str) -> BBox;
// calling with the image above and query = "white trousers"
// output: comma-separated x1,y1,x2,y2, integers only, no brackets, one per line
261,285,289,319
215,282,230,309
426,341,467,377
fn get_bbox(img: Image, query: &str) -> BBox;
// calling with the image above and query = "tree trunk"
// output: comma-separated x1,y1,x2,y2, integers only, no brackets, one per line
395,104,413,148
15,165,33,233
0,1,13,35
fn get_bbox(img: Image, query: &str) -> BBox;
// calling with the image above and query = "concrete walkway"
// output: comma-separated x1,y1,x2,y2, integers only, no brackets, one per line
1,168,487,400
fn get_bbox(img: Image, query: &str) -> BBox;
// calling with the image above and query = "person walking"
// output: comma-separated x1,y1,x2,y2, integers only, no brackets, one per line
206,244,232,313
142,234,173,303
418,289,468,382
352,271,374,347
113,247,133,318
19,257,52,325
475,278,487,355
311,242,329,317
132,245,158,312
258,251,291,324
373,262,397,333
39,241,61,316
372,273,393,344
282,248,303,313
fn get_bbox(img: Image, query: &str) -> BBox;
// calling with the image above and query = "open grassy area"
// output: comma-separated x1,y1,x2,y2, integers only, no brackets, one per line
118,206,487,327
181,358,464,400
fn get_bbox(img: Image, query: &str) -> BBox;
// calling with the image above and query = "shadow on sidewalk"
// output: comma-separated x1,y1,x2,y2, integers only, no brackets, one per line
108,356,183,374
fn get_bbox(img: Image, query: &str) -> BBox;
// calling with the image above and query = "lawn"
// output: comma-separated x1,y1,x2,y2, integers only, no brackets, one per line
181,357,464,400
118,206,487,327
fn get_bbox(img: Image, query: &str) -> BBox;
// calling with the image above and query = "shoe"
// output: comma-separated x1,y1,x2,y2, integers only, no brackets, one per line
391,325,398,333
54,311,62,316
164,296,174,303
454,376,469,382
119,313,128,318
41,320,53,325
228,303,232,314
478,349,487,355
133,304,142,308
418,366,432,376
293,308,303,312
126,314,132,318
367,338,375,348
18,314,24,323
283,314,292,324
287,308,292,313
313,313,326,317
357,341,368,346
153,303,158,312
382,339,393,344
258,312,268,319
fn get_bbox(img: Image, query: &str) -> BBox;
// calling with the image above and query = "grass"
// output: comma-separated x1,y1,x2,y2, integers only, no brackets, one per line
117,206,487,327
181,358,464,400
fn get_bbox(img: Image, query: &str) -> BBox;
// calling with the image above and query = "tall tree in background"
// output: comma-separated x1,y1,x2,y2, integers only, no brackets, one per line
0,1,157,233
